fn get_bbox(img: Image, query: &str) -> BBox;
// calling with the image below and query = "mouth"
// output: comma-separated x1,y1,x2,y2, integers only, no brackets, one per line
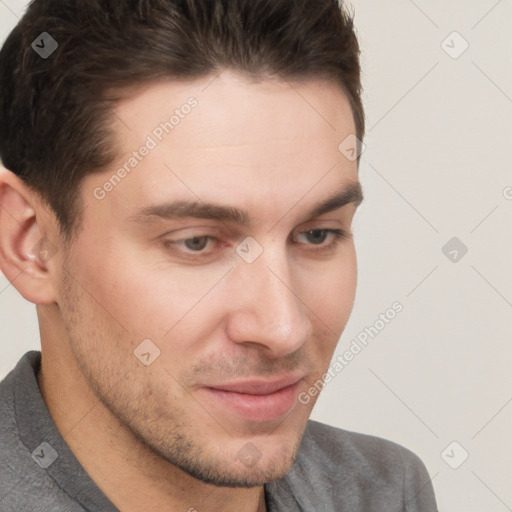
200,374,304,423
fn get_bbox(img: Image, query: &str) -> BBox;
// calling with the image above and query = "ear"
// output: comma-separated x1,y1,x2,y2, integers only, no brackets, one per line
0,167,58,304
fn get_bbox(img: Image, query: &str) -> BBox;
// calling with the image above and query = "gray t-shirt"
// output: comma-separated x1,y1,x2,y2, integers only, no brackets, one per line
0,351,437,511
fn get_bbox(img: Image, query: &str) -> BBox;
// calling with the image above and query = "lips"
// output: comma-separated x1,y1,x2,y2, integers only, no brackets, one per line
208,374,304,395
201,374,304,423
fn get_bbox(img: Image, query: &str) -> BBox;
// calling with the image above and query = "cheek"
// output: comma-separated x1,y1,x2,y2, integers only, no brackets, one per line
75,243,230,346
300,246,357,331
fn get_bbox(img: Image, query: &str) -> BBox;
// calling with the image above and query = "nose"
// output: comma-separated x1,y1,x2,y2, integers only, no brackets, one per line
226,244,313,358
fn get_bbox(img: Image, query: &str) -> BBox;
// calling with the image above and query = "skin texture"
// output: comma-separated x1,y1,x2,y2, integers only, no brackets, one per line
0,69,361,512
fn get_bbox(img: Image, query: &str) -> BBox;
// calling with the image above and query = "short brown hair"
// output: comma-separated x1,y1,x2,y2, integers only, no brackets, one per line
0,0,364,241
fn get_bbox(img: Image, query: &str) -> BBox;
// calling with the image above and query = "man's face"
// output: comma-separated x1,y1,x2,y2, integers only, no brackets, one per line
53,70,361,486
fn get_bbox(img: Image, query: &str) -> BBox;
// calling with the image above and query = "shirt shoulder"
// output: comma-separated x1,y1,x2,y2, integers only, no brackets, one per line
0,352,99,512
267,419,438,512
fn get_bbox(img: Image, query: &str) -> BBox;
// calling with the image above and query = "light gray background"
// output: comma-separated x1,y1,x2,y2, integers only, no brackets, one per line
1,1,511,510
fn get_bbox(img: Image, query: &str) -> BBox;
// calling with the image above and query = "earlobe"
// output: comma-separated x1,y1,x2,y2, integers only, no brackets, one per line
0,168,58,304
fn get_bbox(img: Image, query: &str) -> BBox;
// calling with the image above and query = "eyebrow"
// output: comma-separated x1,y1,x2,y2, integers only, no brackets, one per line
130,181,363,226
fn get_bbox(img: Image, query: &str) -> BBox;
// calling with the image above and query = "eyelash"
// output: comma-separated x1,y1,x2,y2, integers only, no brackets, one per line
164,228,349,258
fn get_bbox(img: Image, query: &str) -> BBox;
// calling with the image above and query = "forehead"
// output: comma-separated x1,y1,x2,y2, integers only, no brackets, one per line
83,70,358,222
112,70,355,142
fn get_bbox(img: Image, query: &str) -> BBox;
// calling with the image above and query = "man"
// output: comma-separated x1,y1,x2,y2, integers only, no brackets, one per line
0,0,437,510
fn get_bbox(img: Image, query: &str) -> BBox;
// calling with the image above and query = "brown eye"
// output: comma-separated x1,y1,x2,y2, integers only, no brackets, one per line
182,236,211,251
292,228,349,254
303,229,329,245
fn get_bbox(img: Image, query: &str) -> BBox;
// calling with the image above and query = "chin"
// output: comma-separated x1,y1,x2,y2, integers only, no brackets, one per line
178,449,298,488
150,424,304,488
